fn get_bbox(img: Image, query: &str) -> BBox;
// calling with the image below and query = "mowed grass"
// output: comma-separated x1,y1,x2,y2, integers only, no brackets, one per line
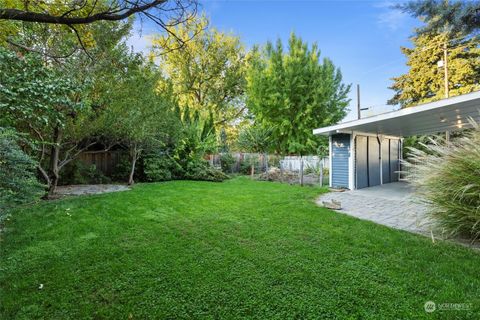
1,178,479,319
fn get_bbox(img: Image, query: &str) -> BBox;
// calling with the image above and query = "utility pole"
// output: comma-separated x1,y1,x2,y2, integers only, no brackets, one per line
443,42,450,142
443,41,449,98
443,0,450,98
357,84,361,119
443,2,450,142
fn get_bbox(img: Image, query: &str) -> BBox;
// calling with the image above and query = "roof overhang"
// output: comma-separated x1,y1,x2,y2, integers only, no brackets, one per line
313,91,480,136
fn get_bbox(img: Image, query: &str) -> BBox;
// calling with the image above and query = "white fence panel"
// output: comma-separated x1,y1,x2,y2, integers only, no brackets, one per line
280,156,329,172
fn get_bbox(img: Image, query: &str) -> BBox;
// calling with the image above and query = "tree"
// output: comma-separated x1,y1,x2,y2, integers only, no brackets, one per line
246,33,350,156
388,32,480,107
397,0,480,37
0,48,93,196
237,125,272,178
0,18,137,195
152,16,247,126
99,58,174,185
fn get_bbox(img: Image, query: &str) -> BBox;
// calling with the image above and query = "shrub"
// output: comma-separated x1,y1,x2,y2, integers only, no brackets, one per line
110,155,132,182
144,155,174,182
60,160,111,185
184,159,229,182
404,120,480,241
220,153,236,173
0,128,44,220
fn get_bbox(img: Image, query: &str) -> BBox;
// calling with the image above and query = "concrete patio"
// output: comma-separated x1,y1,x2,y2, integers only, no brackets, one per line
317,182,434,235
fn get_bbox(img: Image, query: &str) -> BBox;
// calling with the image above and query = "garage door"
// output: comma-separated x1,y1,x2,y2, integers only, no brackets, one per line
381,139,391,184
356,136,400,189
355,136,368,189
368,137,381,187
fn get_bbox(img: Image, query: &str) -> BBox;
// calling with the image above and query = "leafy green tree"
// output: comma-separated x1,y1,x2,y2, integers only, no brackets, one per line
0,128,44,218
152,16,247,126
246,33,350,156
388,32,480,107
99,58,175,185
0,18,137,194
0,48,91,195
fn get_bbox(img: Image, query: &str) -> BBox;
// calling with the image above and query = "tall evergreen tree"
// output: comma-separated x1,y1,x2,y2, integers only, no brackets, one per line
246,33,350,156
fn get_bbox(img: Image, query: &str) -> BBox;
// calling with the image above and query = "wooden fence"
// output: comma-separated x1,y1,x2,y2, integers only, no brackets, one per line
78,151,124,176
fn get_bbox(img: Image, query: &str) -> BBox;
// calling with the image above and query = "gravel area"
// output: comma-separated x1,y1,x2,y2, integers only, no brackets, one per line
56,184,130,196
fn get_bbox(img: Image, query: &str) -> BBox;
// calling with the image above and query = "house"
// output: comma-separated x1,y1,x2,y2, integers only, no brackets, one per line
313,91,480,190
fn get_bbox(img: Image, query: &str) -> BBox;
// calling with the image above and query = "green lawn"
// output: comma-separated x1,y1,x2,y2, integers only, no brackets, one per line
1,178,479,319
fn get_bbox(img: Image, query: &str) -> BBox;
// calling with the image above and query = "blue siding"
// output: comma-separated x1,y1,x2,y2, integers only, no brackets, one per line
331,134,350,188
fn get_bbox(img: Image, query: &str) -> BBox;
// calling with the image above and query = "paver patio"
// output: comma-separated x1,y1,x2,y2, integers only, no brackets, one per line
317,182,434,235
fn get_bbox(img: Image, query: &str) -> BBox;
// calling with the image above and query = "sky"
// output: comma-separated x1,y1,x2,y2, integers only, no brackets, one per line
127,0,421,122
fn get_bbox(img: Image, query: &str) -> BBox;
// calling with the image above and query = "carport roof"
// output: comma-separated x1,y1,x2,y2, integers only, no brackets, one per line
313,91,480,137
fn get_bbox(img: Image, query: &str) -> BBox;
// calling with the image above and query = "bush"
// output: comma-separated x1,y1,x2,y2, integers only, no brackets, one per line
0,128,44,220
220,153,236,173
404,121,480,240
142,151,228,183
144,155,174,182
184,159,229,182
60,160,111,185
110,155,133,182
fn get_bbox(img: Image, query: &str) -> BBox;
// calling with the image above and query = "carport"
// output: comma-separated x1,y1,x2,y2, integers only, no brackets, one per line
313,91,480,190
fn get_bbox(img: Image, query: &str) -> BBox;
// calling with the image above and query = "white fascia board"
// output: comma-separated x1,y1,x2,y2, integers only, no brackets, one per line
312,90,480,136
335,130,402,140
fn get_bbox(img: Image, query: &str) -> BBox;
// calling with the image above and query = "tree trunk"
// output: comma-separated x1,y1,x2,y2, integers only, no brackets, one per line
47,125,62,197
128,143,138,185
250,162,255,179
300,155,304,186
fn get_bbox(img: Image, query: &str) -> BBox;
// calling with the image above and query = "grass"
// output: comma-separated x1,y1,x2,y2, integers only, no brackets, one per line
1,177,479,319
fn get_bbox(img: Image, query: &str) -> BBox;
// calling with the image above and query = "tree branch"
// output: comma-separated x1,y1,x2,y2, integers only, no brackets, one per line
7,39,79,60
0,1,168,25
59,141,98,170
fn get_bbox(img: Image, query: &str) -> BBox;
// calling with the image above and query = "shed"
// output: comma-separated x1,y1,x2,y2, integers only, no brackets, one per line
313,91,480,190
